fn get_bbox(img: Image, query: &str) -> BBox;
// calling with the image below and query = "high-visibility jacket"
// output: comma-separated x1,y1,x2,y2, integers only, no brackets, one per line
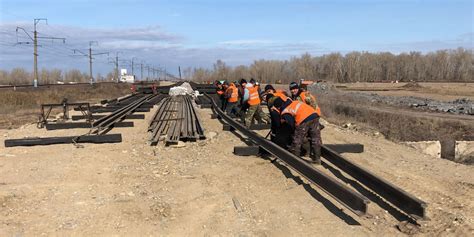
273,89,290,102
298,91,321,116
247,86,261,105
281,101,318,125
227,84,239,103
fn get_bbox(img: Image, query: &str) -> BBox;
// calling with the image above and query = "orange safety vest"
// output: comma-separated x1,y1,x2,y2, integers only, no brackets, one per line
299,91,321,116
273,89,290,102
247,86,261,106
227,84,239,103
281,101,318,125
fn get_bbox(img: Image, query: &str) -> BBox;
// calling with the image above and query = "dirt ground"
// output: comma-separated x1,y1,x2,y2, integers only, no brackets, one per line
0,102,473,236
334,82,474,101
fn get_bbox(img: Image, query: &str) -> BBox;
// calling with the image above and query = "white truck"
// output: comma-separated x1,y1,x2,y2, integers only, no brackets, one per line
119,69,135,83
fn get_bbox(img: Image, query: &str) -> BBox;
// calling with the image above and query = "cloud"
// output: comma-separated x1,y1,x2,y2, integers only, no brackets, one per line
218,39,275,47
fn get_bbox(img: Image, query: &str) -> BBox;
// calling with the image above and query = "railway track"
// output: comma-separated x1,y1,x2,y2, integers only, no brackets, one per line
0,81,165,91
191,82,427,222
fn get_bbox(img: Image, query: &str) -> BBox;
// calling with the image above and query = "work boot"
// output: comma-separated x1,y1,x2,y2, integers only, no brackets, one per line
310,158,321,165
310,147,321,165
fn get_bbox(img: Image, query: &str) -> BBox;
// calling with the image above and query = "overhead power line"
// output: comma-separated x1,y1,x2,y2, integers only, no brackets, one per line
73,41,109,84
16,18,66,87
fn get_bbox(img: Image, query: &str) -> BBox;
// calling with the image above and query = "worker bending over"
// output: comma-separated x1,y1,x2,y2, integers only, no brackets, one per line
289,82,321,115
275,98,322,164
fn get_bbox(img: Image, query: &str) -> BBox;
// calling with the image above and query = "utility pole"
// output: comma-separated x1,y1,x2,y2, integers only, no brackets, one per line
74,41,108,84
145,65,151,81
16,18,65,87
137,60,145,81
131,57,138,77
115,53,119,83
108,52,121,82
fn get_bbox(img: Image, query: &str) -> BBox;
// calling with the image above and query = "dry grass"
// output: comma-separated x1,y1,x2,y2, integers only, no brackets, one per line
0,83,130,129
334,82,474,101
318,91,474,142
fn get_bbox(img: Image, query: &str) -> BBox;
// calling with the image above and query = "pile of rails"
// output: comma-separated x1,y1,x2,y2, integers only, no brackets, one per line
5,92,166,147
148,95,205,145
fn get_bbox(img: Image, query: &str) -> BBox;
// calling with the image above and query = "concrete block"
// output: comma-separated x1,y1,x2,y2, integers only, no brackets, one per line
402,141,441,158
455,141,474,163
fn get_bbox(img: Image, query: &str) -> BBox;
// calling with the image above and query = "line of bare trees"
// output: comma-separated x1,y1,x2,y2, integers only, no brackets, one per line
0,68,115,85
186,48,473,83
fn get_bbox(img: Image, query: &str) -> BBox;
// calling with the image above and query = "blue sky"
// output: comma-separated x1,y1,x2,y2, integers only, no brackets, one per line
0,0,472,76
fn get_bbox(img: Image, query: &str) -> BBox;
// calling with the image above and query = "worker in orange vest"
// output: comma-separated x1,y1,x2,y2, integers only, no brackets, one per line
241,79,269,128
264,84,291,102
289,82,321,116
277,99,322,164
225,82,239,116
265,93,293,149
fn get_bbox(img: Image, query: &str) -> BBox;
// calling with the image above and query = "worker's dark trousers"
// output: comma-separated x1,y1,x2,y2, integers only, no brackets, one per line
220,97,227,111
289,118,322,159
271,125,293,149
225,102,238,116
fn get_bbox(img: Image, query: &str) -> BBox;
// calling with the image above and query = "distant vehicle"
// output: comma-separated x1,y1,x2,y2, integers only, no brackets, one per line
56,81,65,84
119,68,135,83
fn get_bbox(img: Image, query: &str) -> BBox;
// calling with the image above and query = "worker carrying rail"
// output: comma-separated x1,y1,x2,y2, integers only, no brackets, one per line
275,96,323,164
289,81,324,130
289,81,321,115
264,84,293,149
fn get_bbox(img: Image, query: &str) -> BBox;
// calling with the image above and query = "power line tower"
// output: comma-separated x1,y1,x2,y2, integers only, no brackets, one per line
108,52,121,83
73,41,108,84
145,65,151,81
130,57,138,77
16,18,66,87
138,61,146,81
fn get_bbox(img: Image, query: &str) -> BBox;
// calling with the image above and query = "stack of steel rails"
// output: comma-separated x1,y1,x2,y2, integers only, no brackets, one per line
90,93,158,135
148,95,205,146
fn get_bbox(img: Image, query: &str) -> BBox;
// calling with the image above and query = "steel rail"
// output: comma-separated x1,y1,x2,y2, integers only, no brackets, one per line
199,84,427,220
205,94,369,216
321,146,427,220
91,94,153,135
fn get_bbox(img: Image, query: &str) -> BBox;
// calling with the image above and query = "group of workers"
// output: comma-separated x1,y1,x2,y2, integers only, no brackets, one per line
214,79,323,164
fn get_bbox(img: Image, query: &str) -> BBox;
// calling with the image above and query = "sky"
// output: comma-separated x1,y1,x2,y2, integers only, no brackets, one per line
0,0,472,77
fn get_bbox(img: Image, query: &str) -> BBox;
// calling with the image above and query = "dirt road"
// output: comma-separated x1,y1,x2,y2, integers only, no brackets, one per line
0,106,472,236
